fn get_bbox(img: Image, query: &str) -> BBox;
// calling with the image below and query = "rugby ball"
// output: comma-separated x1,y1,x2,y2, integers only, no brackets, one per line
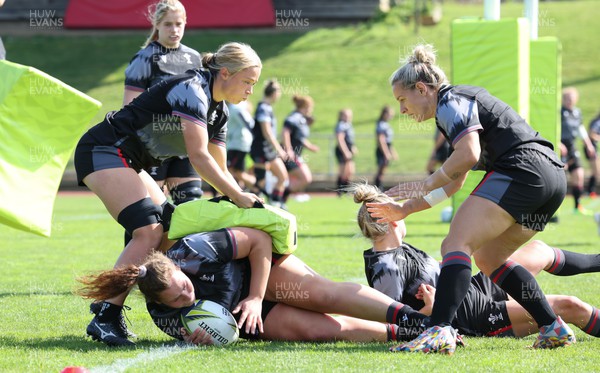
440,206,453,223
181,300,239,346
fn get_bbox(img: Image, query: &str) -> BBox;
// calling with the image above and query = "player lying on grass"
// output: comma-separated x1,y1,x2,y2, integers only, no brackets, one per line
78,226,434,345
351,182,600,353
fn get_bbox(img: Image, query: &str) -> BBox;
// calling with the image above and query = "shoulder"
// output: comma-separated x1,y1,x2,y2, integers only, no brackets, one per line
179,43,201,57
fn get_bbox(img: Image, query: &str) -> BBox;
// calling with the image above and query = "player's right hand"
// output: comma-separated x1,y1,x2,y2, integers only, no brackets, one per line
231,192,263,208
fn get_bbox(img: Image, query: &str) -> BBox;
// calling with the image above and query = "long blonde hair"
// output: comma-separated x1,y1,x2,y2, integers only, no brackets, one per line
201,42,262,75
389,44,448,90
347,181,395,241
143,0,187,48
77,251,176,304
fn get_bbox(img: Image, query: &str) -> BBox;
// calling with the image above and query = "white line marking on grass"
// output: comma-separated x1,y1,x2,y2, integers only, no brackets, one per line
89,344,194,373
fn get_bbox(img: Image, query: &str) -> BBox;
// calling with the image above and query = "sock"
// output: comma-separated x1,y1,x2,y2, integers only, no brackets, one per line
584,307,600,337
282,187,291,203
386,323,424,342
97,301,123,322
429,251,472,326
573,186,582,209
588,175,597,194
546,247,600,276
374,176,382,190
385,302,428,329
491,260,556,327
271,190,282,203
336,177,343,196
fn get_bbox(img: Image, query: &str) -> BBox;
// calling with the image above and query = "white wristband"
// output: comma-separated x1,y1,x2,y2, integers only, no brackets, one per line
423,187,449,207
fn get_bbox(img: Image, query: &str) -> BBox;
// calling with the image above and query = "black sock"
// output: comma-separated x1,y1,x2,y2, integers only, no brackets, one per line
386,302,428,329
588,175,597,194
97,302,123,322
271,190,282,202
386,323,424,342
429,251,472,326
546,247,600,276
573,186,583,209
336,177,343,195
491,260,556,327
374,176,382,190
282,188,291,203
583,307,600,337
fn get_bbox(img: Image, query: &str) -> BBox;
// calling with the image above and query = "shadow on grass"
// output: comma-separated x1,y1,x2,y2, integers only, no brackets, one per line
0,335,388,353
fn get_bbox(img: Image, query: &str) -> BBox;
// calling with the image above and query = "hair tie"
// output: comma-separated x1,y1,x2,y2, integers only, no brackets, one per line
138,265,147,279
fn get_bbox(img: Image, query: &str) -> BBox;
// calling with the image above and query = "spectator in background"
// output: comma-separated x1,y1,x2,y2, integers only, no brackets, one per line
560,87,596,214
334,108,357,196
373,105,397,190
283,95,319,205
426,128,450,175
226,100,256,190
585,109,600,198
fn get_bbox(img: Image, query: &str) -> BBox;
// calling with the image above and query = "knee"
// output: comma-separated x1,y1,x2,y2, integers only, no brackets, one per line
131,224,164,250
553,296,585,317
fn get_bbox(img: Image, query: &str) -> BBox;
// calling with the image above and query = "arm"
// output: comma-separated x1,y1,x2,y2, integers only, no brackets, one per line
378,133,393,160
260,121,287,159
282,127,295,160
231,229,272,335
208,142,243,188
303,138,319,153
123,88,142,106
579,125,596,156
367,175,466,223
337,132,352,160
182,118,259,208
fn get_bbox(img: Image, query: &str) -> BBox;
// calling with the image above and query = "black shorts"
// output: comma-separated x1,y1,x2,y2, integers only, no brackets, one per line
284,156,304,171
562,141,582,172
376,145,391,167
74,120,159,186
453,272,514,337
227,150,249,171
250,144,277,164
472,146,566,231
147,156,199,181
434,143,451,162
335,146,353,164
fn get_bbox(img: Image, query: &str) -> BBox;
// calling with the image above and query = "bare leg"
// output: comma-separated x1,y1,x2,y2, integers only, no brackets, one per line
262,303,387,342
265,254,397,323
507,295,593,337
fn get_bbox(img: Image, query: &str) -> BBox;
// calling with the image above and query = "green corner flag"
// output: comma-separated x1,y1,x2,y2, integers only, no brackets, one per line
0,60,102,237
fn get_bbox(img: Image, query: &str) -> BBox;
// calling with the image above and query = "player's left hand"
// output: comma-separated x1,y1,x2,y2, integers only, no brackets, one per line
181,326,213,346
232,296,264,336
384,181,426,201
366,201,407,223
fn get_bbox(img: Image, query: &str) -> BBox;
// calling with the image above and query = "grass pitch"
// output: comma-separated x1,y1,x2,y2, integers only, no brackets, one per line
0,193,599,372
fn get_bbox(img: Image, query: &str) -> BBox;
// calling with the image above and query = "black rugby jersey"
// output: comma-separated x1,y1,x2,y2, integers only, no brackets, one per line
284,111,310,156
124,41,202,91
375,120,394,146
435,85,555,171
335,120,355,148
147,229,250,340
96,69,228,163
363,243,439,311
560,106,583,145
251,101,277,154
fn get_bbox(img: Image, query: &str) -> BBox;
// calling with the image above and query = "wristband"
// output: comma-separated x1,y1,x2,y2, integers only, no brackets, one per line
423,187,449,207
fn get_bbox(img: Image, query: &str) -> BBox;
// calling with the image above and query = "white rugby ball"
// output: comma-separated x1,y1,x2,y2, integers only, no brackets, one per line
440,206,453,223
181,300,239,346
